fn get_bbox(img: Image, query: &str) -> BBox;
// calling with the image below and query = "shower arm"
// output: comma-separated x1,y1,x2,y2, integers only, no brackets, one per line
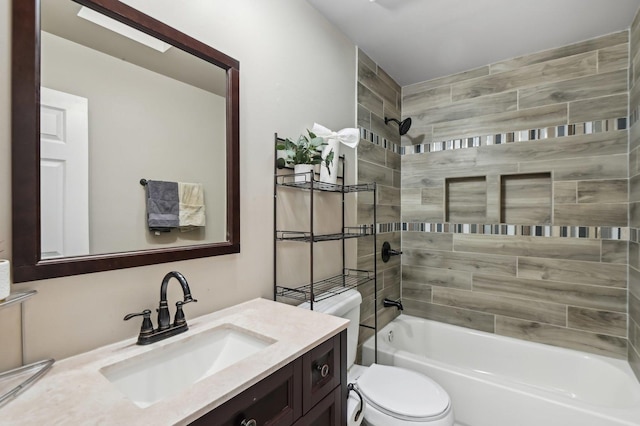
384,116,412,135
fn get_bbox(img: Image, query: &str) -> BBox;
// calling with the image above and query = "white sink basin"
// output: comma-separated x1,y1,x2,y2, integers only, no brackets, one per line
100,324,275,408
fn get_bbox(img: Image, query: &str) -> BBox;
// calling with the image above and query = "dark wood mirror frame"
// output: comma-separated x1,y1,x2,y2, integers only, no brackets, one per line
11,0,240,282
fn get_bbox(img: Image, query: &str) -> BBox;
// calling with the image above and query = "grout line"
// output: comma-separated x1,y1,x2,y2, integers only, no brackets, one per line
600,238,603,262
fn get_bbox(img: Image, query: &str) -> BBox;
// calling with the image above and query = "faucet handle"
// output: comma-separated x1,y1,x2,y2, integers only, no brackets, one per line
174,302,186,327
381,241,403,263
124,309,154,337
173,298,196,327
124,309,152,321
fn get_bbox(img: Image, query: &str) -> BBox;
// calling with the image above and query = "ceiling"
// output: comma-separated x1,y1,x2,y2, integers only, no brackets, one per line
307,0,640,87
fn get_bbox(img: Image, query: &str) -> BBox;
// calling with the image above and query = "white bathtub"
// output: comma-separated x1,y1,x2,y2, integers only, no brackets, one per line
361,315,640,426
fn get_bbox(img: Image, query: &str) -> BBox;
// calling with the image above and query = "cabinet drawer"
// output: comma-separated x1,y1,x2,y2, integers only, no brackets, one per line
190,359,302,426
293,386,342,426
302,334,341,414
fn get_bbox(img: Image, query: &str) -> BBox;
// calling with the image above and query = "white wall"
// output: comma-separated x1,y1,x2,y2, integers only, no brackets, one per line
0,0,356,369
42,31,227,253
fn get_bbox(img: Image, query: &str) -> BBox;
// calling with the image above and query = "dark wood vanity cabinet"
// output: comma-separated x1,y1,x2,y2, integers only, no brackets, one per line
293,387,342,426
190,331,347,426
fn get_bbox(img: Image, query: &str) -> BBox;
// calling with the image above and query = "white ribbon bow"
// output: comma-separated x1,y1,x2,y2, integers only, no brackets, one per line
311,123,360,148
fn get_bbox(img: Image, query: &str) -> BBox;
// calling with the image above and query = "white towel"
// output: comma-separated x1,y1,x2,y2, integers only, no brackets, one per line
178,182,205,231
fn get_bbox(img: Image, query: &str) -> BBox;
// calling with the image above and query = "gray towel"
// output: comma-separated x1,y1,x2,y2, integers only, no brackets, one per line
146,180,179,231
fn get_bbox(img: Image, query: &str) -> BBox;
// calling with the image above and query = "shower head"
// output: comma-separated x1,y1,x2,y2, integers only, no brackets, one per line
384,117,412,136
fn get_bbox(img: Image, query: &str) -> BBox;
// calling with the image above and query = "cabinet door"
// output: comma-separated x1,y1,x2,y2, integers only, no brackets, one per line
302,334,341,414
293,387,342,426
190,359,302,426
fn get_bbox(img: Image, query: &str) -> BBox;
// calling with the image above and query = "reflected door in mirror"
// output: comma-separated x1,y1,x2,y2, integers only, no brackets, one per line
40,87,90,259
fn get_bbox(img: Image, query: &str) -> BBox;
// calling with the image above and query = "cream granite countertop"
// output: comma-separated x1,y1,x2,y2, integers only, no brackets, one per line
1,298,348,425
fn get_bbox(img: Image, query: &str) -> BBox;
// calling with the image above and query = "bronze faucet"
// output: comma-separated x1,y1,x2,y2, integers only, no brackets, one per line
124,271,198,345
383,298,404,311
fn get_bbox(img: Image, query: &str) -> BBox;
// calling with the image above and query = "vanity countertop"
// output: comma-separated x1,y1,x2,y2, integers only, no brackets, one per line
0,298,348,425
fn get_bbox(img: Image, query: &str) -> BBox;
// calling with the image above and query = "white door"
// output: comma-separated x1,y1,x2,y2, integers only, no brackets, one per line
40,87,90,258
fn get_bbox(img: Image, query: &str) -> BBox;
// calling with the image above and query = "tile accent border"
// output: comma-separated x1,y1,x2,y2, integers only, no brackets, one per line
374,222,628,240
376,223,402,233
360,116,627,157
630,105,640,127
413,118,627,154
360,128,402,154
402,223,629,240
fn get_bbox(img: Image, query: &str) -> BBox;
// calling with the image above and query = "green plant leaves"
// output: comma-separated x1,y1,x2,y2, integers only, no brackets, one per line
323,149,334,175
276,130,329,166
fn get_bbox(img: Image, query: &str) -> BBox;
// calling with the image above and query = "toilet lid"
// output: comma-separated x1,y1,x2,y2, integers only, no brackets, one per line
357,364,450,420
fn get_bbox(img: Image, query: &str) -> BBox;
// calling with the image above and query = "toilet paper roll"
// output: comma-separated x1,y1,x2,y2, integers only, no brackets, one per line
0,259,10,301
347,392,365,426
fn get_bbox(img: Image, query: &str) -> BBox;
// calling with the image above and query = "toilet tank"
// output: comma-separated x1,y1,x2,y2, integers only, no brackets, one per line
298,289,362,368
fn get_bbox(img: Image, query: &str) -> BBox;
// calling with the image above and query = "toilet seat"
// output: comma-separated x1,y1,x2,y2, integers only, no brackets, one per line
357,364,451,422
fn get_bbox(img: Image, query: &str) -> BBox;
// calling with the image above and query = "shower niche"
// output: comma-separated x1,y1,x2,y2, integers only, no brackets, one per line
445,176,487,223
500,173,552,224
444,172,552,224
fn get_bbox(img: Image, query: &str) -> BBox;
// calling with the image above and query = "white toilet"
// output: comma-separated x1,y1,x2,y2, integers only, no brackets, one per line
302,289,455,426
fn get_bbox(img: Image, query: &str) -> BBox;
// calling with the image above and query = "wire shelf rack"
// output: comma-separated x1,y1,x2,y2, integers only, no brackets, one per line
275,174,375,193
275,225,374,242
275,269,374,302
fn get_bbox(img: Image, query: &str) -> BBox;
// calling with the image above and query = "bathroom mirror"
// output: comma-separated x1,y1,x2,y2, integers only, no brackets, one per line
12,0,240,282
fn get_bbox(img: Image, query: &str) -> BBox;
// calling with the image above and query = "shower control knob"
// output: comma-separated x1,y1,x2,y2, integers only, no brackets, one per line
381,241,403,263
240,419,256,426
315,363,330,378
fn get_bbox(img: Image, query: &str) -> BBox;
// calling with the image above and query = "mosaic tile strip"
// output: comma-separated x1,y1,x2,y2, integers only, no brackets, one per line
629,100,640,127
376,223,402,233
359,116,627,157
403,118,627,155
402,223,629,241
631,105,640,127
359,128,402,154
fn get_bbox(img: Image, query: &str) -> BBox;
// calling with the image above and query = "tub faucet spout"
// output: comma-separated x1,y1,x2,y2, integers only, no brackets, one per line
383,298,404,311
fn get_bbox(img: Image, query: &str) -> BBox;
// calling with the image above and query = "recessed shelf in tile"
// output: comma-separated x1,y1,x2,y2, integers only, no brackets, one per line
445,176,487,223
500,173,552,224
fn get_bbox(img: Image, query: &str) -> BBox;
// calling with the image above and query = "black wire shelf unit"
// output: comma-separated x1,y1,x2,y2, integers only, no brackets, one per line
275,225,374,242
273,133,378,311
275,173,376,193
274,268,375,303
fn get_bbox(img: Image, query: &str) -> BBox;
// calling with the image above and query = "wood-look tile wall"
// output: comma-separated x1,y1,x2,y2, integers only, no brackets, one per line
357,49,402,342
629,9,640,380
401,32,630,359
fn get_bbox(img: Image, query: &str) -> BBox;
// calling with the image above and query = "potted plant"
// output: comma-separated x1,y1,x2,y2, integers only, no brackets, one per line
276,130,333,182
